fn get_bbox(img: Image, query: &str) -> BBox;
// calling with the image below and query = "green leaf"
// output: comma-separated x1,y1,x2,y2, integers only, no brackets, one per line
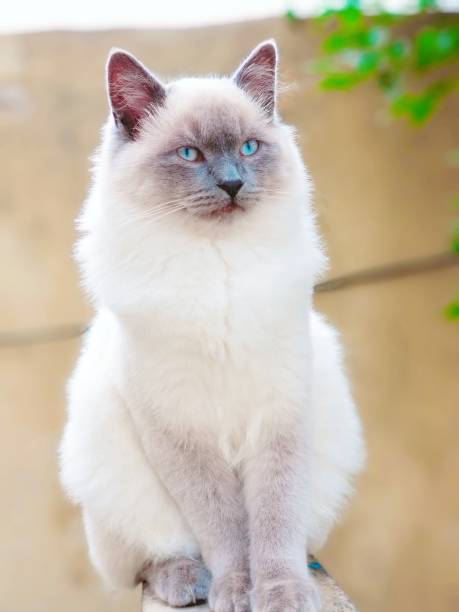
418,0,438,11
323,32,349,53
321,72,363,90
322,26,388,54
358,50,381,73
285,9,299,23
339,5,363,28
452,221,459,253
366,26,388,48
415,26,459,70
391,81,453,123
387,39,410,62
444,300,459,320
319,2,364,29
391,93,433,122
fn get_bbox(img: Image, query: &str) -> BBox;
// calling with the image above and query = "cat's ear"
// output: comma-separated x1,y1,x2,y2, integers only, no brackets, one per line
233,40,278,118
106,49,166,139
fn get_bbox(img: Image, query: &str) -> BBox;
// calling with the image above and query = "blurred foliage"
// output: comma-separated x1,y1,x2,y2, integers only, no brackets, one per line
304,1,459,124
288,0,459,319
444,299,459,319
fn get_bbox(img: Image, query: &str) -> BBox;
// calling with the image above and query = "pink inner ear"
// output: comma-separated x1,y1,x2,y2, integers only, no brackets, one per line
235,42,277,116
108,52,165,139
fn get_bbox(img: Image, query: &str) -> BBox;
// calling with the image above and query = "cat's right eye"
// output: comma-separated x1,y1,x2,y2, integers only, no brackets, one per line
177,146,203,162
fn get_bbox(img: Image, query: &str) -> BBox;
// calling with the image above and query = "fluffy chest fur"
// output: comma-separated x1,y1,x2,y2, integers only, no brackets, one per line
102,228,315,460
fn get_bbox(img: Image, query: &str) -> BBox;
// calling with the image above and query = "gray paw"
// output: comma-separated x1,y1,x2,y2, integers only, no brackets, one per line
252,571,321,612
208,570,251,612
144,557,211,607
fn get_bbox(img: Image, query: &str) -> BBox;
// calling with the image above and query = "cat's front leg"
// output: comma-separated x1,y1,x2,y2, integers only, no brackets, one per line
245,422,321,612
144,429,251,611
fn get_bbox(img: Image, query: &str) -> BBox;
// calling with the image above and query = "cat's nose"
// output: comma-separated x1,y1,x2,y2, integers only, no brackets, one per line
217,179,244,199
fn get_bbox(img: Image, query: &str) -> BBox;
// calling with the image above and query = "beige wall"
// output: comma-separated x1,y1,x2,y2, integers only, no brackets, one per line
1,17,458,612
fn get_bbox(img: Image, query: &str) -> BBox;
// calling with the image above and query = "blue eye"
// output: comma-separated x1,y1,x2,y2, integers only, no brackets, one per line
240,139,259,156
177,146,201,162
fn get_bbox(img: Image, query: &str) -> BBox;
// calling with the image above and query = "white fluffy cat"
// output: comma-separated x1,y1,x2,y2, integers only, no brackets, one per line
59,40,365,612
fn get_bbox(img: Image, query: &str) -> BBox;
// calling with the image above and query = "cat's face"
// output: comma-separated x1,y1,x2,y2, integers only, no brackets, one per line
143,79,280,219
104,41,298,224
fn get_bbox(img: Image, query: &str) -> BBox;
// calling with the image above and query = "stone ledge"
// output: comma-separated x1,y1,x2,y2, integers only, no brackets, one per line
142,556,357,612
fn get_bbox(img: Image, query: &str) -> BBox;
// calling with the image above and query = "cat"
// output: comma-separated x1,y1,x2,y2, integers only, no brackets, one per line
59,40,365,612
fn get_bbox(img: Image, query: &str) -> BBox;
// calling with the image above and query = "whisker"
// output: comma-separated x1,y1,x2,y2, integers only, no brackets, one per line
117,202,187,228
145,196,186,212
115,187,299,231
143,206,187,225
140,206,186,224
142,201,188,217
262,190,296,196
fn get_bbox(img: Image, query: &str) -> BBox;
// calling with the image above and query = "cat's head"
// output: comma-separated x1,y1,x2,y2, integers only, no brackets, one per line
95,40,308,228
78,41,323,312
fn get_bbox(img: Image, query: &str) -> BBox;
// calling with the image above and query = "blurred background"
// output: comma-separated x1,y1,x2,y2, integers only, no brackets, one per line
1,1,458,611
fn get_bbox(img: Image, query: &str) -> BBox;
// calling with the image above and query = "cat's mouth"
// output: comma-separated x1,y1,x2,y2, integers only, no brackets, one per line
208,201,243,217
189,199,245,219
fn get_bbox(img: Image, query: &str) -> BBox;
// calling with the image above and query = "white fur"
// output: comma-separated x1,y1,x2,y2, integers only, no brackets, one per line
59,75,365,590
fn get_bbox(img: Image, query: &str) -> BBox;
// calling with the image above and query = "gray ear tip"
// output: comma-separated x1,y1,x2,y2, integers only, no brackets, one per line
249,39,278,66
263,38,278,48
106,49,151,86
108,47,126,60
106,48,138,71
258,39,278,54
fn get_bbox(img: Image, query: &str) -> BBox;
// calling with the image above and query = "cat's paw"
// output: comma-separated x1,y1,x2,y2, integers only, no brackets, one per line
252,570,321,612
208,569,251,612
144,557,211,607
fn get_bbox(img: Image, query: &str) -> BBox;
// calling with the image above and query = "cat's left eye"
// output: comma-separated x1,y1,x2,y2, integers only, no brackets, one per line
240,139,259,157
177,146,202,162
